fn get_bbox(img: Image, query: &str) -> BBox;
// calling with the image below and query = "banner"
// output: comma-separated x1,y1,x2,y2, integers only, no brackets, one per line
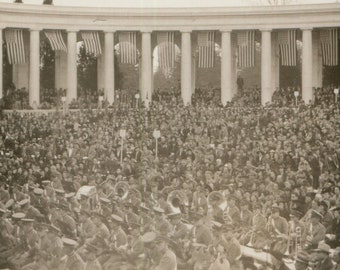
197,31,215,68
5,29,26,65
81,31,102,56
157,32,175,70
278,29,297,66
119,32,137,65
237,31,255,68
320,28,338,66
44,30,67,51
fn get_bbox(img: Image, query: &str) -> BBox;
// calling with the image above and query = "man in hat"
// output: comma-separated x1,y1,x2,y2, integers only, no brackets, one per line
61,238,85,270
32,188,49,218
303,210,326,250
307,242,333,270
325,205,340,248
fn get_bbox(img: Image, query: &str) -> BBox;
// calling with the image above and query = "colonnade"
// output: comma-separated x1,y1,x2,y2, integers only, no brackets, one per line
0,27,325,107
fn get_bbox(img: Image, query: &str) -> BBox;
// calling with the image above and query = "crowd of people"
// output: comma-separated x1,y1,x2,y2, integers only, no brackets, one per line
0,84,339,270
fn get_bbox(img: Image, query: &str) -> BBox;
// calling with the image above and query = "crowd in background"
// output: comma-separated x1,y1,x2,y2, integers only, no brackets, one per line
0,84,339,270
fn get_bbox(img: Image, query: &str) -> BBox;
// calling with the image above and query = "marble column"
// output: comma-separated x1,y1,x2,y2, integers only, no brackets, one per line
261,29,272,106
221,30,233,106
312,30,322,88
67,30,77,103
104,31,115,104
141,31,152,108
181,31,192,105
271,31,280,95
29,28,40,108
302,28,313,104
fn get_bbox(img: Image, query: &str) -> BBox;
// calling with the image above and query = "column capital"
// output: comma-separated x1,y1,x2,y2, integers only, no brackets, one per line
66,29,79,33
0,25,5,30
180,30,192,34
29,27,42,32
259,28,272,32
301,27,313,31
220,28,232,33
104,30,115,34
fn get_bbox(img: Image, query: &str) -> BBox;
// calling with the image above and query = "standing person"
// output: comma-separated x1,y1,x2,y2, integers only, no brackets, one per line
237,75,244,95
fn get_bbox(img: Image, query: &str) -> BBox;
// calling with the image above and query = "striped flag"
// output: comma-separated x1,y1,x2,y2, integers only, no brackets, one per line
197,31,215,68
119,32,137,65
81,31,102,56
320,28,338,66
237,31,255,68
44,30,67,51
5,29,26,65
157,32,175,70
278,30,297,66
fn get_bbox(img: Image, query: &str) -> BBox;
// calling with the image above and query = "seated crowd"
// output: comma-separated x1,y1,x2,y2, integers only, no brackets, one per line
0,84,339,270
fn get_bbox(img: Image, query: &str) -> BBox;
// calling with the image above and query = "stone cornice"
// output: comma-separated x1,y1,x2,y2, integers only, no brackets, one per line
0,3,340,31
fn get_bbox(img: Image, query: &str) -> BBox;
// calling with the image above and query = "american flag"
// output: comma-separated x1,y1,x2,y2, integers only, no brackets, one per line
157,32,175,71
237,31,255,68
44,30,67,52
197,31,215,68
81,32,102,56
119,32,137,65
278,30,297,66
5,29,26,65
320,28,338,66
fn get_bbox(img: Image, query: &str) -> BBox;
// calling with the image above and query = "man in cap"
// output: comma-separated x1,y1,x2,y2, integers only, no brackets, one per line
88,211,110,250
149,206,172,236
108,214,128,250
32,188,49,218
19,199,44,222
12,184,28,202
78,209,96,244
142,232,177,270
0,208,15,248
54,203,77,239
20,219,39,263
83,243,102,270
168,212,189,241
44,224,63,268
303,209,326,250
288,209,305,256
61,238,85,270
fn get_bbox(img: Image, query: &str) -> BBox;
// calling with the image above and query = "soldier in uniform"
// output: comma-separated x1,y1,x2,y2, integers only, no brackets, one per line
61,238,85,270
141,232,177,270
99,197,112,217
108,214,128,250
55,203,77,239
89,211,110,250
302,209,326,250
32,188,49,218
18,199,44,221
83,243,102,270
168,212,189,241
78,209,96,244
41,180,55,202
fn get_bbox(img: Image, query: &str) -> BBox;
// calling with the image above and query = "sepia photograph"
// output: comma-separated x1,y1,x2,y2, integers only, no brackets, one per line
0,0,339,269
